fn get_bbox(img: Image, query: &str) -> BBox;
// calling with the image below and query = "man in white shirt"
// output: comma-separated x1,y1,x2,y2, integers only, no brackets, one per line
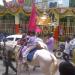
63,37,71,61
70,34,75,50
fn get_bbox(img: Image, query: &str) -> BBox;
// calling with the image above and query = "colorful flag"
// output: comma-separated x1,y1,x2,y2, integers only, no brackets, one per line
28,3,36,31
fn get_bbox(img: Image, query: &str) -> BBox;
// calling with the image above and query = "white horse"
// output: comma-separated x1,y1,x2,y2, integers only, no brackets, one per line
15,44,58,75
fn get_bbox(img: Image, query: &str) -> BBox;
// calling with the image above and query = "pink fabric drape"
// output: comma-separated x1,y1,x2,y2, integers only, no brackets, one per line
35,26,42,33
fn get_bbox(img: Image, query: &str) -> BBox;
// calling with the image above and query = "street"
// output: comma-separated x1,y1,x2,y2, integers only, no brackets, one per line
0,60,16,75
0,59,61,75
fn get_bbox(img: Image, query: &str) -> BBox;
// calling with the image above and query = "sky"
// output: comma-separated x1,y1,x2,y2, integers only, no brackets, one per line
0,0,4,5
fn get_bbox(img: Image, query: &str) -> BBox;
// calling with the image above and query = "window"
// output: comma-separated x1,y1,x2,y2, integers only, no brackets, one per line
49,2,57,8
15,38,21,41
0,14,15,34
6,38,14,41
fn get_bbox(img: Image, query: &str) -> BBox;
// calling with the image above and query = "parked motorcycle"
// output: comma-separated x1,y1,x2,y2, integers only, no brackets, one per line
53,43,65,59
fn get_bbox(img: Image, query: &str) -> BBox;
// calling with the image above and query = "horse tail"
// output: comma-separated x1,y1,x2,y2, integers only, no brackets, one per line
50,53,58,75
50,53,57,65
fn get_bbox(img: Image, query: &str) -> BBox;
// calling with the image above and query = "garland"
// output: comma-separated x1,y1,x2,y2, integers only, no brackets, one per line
0,6,75,16
54,8,68,15
0,6,31,16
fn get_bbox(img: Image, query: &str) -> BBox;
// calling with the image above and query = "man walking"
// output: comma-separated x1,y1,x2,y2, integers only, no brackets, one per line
45,32,55,52
2,50,17,75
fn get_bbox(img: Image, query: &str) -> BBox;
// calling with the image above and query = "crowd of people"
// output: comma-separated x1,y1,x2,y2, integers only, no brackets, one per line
59,34,75,75
2,30,75,75
17,31,75,75
63,34,75,61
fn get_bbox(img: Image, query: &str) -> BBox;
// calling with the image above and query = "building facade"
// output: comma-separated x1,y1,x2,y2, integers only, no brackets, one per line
0,0,75,41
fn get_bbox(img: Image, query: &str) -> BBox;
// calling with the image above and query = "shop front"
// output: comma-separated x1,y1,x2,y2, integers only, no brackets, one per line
58,8,75,41
0,0,30,34
0,0,75,40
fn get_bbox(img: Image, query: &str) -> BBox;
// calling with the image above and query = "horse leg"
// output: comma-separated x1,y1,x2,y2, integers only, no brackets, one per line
16,60,22,75
23,63,29,71
50,62,58,75
41,66,51,75
40,62,58,75
40,62,51,75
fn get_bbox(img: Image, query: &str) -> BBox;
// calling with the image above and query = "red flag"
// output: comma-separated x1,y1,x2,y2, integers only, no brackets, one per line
28,3,36,31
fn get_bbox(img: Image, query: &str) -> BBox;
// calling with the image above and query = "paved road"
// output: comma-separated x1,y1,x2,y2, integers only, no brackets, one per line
0,59,60,75
0,60,5,75
0,60,16,75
